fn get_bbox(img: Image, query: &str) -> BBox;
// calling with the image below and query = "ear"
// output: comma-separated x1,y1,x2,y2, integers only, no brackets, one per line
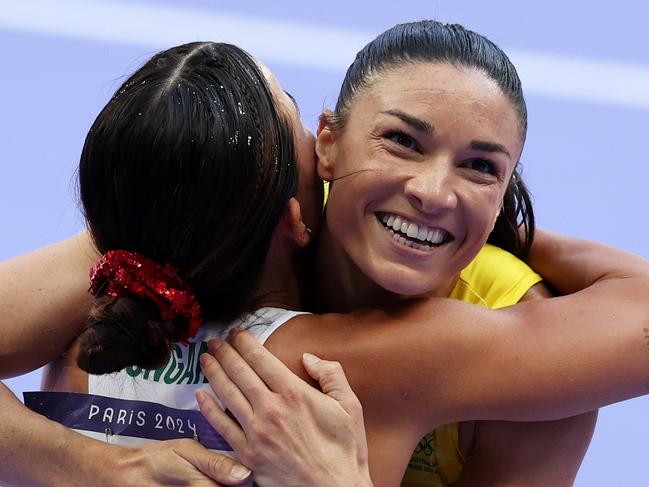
316,110,337,182
281,197,311,247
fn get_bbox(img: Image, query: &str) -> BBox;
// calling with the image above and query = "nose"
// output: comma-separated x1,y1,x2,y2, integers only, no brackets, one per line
404,159,458,214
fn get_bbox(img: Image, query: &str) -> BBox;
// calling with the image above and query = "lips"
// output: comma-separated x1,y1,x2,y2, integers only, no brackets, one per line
376,212,454,251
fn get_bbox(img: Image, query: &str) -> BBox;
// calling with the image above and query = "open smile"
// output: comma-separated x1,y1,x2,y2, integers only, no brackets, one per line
376,212,454,252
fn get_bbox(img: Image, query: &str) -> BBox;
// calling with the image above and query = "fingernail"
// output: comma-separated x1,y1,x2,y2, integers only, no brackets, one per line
200,353,214,367
303,352,321,365
195,390,205,405
230,464,251,480
229,327,241,338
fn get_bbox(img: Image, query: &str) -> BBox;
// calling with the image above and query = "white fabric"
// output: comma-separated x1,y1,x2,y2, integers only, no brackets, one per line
89,307,306,411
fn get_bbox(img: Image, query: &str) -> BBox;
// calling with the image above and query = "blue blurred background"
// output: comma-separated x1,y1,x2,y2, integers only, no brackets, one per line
1,1,648,484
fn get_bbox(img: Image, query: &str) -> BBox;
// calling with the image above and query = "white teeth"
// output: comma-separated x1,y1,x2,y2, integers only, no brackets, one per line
428,229,445,244
392,217,402,231
379,212,450,247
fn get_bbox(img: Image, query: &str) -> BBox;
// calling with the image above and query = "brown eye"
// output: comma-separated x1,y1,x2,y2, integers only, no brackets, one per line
464,158,497,175
387,131,418,150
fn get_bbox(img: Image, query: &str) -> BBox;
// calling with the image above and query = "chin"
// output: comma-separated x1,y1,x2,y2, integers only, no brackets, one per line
371,268,446,297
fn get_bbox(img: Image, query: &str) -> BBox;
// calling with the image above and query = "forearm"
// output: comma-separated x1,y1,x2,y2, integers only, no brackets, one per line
0,231,97,377
527,229,645,294
0,381,117,487
480,276,649,420
0,382,254,487
304,278,649,424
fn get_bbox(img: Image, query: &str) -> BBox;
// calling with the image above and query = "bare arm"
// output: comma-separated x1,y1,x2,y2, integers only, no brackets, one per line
0,380,252,487
0,235,256,486
0,380,110,487
526,228,632,294
267,232,649,430
0,231,96,378
455,413,597,487
455,282,597,487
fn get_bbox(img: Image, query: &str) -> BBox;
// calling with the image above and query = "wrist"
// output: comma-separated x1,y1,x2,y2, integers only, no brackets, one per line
54,425,125,487
329,465,373,487
355,473,374,487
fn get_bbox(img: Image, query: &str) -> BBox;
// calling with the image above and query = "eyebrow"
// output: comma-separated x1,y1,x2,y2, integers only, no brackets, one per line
284,90,300,116
380,109,433,136
381,109,511,159
469,140,511,159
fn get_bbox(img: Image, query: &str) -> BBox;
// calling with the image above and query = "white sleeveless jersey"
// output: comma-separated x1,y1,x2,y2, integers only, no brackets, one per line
89,307,306,409
25,307,306,487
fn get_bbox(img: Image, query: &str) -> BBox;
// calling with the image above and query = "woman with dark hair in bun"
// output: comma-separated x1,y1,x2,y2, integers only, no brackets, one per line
3,21,649,487
74,41,302,375
1,41,371,487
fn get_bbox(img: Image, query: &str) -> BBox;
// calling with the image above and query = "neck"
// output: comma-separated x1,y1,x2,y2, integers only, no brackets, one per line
309,220,393,313
252,237,303,312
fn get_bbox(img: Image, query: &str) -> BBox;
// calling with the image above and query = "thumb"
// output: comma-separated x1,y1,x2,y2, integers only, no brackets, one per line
302,353,360,414
173,439,252,485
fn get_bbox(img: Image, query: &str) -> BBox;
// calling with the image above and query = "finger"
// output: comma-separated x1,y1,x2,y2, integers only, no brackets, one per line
200,351,253,424
209,337,278,400
172,438,252,485
229,329,307,392
302,353,361,415
196,390,247,453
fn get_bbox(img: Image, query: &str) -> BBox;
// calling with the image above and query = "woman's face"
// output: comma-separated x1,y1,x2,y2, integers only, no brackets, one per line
258,62,323,235
318,62,523,296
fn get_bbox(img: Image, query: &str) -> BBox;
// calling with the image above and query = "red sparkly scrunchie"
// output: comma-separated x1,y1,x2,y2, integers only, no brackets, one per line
89,250,202,344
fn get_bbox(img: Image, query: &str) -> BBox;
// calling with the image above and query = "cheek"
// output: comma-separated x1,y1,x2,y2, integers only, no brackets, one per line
326,176,375,246
464,189,505,236
330,132,383,178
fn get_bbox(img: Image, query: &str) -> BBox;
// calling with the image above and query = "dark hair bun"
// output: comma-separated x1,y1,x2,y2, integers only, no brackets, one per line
76,295,175,374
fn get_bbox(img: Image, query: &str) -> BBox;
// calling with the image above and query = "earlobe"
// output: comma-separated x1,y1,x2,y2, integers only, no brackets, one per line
283,198,311,247
316,111,337,182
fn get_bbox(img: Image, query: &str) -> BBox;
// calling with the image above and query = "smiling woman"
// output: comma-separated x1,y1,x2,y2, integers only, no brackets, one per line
316,62,524,298
301,21,596,486
4,19,649,487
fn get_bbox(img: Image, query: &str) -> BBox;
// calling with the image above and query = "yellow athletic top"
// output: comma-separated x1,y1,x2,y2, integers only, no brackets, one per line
401,243,542,487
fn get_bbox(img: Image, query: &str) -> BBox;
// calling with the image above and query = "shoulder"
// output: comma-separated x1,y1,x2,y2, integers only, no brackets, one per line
454,244,542,309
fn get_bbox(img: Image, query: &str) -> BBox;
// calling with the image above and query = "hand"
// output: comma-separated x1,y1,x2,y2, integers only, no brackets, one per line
196,329,373,487
112,438,252,487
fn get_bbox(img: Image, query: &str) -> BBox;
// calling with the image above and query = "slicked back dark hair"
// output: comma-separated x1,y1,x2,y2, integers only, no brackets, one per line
332,20,534,258
77,42,298,374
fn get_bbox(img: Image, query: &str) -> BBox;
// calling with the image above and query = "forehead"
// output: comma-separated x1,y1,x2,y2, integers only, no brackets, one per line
254,58,296,119
358,62,522,150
